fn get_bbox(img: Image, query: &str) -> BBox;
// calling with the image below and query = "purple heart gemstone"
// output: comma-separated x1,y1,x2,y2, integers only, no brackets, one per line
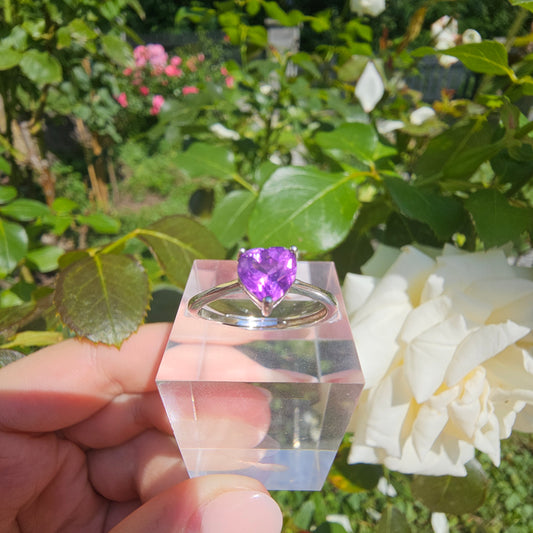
238,247,297,304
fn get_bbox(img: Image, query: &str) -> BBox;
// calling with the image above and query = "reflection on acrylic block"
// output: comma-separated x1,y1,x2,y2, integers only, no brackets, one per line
156,259,364,491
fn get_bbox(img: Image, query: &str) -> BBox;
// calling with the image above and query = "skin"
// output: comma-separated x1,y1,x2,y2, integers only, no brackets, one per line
0,323,282,533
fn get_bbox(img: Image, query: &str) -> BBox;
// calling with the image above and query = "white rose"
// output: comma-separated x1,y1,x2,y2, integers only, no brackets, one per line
462,29,482,44
344,245,533,476
350,0,386,17
431,16,459,67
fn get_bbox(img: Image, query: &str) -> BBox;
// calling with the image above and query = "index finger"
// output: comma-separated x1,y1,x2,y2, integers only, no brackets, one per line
0,322,172,432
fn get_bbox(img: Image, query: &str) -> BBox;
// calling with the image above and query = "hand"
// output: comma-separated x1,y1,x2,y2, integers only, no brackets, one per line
0,323,283,533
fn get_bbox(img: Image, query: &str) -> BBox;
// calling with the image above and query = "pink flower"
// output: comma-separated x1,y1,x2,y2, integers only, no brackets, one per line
197,53,205,62
146,43,168,67
164,64,183,77
133,45,148,67
116,92,128,108
139,86,150,96
225,75,235,89
220,66,229,76
123,67,133,76
170,56,182,67
150,94,165,115
182,86,199,95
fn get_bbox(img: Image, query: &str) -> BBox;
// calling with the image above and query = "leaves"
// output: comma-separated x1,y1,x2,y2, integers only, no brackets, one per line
0,46,23,70
442,41,513,78
509,0,533,13
384,178,465,240
411,459,489,514
77,213,121,234
138,215,225,288
209,190,256,247
19,50,62,86
55,254,150,346
0,219,28,277
315,123,395,166
0,198,50,221
101,34,133,66
465,189,533,247
177,142,236,180
248,166,359,254
376,506,411,533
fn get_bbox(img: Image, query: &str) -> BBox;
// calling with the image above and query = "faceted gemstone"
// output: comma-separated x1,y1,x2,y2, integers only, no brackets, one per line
238,247,297,303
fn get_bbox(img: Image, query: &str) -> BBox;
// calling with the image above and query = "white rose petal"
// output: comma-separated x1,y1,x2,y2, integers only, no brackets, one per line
209,123,240,140
355,61,384,113
410,106,436,125
345,244,533,475
350,0,386,17
431,512,450,533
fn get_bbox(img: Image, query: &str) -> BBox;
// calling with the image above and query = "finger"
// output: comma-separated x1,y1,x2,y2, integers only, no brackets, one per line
108,475,283,533
64,391,172,449
0,323,172,432
88,429,188,503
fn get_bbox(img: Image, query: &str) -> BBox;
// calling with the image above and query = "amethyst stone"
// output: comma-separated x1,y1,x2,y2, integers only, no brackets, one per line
238,247,297,304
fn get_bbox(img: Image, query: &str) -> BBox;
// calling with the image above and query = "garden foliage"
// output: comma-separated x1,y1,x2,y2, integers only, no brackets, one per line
1,0,533,530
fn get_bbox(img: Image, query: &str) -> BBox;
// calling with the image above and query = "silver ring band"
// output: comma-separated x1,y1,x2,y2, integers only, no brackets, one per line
188,279,338,329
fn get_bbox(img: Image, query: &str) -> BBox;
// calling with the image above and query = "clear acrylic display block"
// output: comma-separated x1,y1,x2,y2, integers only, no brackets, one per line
156,259,364,491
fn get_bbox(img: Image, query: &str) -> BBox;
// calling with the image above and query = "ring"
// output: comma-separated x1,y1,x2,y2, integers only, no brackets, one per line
187,246,338,329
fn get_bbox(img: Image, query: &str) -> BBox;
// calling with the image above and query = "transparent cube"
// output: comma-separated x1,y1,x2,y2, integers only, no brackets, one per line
156,259,363,491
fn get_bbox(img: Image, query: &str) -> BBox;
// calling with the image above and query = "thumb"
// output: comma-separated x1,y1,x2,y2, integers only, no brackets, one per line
109,475,283,533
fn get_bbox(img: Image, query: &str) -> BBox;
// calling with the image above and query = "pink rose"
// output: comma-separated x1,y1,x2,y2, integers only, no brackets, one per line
170,56,182,67
182,86,199,95
116,92,128,108
220,66,229,76
133,45,148,67
225,75,235,89
150,94,165,115
197,53,205,62
146,43,168,67
164,64,183,77
139,86,150,96
123,67,133,76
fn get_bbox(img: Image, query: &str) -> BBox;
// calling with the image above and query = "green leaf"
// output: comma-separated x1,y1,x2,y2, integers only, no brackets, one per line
0,186,17,204
509,0,533,13
0,198,49,221
0,46,23,70
19,50,62,85
77,213,121,234
263,2,305,26
0,302,35,334
209,190,256,248
1,330,64,349
465,189,533,247
411,458,488,514
68,18,98,43
329,441,383,493
442,41,513,77
26,245,64,273
101,34,133,66
315,123,395,166
376,506,411,533
177,143,235,180
248,166,359,254
55,254,150,346
0,220,28,277
138,215,225,288
52,197,78,214
384,178,464,240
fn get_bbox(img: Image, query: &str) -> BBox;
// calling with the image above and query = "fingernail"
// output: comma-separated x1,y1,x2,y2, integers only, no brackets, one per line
198,490,282,533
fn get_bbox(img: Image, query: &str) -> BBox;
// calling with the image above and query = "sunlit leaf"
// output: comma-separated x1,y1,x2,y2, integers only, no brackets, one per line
138,215,225,288
442,41,512,77
0,198,49,221
177,142,235,180
249,166,358,254
0,219,28,277
20,50,62,85
55,254,150,345
0,185,17,204
101,34,133,66
77,213,121,234
1,330,64,349
26,245,64,272
209,190,256,248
